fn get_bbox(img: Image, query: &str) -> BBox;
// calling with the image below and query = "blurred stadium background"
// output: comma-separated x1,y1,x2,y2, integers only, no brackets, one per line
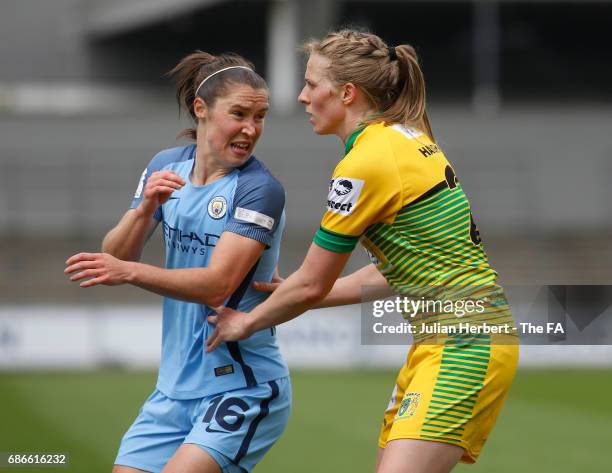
1,1,611,472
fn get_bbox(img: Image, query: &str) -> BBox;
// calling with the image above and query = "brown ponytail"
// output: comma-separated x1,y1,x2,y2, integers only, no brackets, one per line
303,30,435,141
167,51,267,140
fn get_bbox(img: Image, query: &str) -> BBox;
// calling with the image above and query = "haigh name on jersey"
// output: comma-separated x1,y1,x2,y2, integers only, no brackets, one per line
162,221,219,256
418,144,441,157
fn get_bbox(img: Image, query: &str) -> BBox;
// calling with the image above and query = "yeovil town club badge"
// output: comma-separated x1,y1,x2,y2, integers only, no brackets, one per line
207,196,227,219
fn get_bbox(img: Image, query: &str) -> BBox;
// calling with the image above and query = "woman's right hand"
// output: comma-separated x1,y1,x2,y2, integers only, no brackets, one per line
139,170,185,216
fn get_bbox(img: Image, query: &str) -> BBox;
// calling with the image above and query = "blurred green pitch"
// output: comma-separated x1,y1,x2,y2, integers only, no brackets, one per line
1,369,610,472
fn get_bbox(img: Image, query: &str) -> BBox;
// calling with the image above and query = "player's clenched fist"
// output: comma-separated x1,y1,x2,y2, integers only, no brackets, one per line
139,170,185,215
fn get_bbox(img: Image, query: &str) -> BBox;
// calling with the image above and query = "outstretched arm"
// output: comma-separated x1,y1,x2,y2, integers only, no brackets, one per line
315,263,394,307
254,263,393,308
206,243,352,351
66,231,265,307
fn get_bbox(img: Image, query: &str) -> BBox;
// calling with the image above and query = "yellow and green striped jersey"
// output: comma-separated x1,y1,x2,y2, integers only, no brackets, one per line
313,122,513,338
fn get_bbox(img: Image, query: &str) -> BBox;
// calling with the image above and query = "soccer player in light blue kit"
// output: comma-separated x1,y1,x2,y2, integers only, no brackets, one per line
65,51,290,473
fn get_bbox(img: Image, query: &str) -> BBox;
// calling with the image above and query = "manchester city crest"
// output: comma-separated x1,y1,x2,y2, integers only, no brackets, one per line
207,196,227,219
395,392,420,420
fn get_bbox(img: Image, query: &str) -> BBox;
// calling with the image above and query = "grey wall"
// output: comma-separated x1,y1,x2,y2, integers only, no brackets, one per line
0,0,91,81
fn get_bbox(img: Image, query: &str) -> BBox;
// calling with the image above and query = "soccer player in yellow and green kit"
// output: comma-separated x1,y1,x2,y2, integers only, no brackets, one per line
205,29,518,473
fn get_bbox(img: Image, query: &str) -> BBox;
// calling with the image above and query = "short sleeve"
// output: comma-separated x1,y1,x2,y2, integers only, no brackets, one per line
314,153,402,253
224,160,286,247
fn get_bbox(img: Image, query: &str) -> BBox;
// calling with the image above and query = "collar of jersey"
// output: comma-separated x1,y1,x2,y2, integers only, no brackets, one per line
344,127,366,155
187,159,240,189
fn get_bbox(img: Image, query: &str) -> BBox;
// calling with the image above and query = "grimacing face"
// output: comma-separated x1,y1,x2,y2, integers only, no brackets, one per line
197,83,269,169
298,54,346,136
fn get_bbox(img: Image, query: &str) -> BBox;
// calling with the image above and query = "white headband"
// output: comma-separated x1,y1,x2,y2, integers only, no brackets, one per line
195,66,254,96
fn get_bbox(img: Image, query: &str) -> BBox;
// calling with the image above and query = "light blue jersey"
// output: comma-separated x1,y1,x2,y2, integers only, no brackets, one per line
131,144,289,400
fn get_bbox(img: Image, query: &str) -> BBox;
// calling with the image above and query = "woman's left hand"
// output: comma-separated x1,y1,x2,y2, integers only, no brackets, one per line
252,267,284,293
205,306,253,352
65,252,133,287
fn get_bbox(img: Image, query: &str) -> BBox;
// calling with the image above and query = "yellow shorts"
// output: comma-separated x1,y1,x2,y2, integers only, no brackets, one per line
378,333,518,463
